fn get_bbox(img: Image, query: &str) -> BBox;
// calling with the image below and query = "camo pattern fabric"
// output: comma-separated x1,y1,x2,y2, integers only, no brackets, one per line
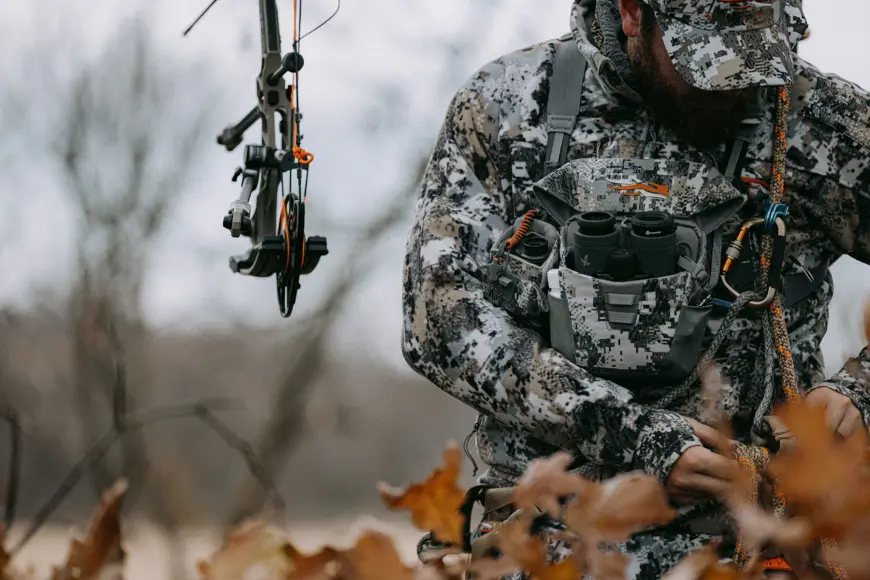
469,504,730,580
494,253,550,322
401,0,870,576
534,158,747,216
560,268,695,372
643,0,802,90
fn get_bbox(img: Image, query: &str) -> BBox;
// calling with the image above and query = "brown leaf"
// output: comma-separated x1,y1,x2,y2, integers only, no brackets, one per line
511,452,594,519
727,502,813,554
469,513,583,580
51,478,128,580
589,472,677,542
340,530,417,580
198,520,294,580
585,549,630,580
768,399,870,536
285,544,340,580
377,442,466,546
662,544,743,580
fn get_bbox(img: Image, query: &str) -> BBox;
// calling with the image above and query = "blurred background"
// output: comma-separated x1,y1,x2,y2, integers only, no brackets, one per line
0,0,869,577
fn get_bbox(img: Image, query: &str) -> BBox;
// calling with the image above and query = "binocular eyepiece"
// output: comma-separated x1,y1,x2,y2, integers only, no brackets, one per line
571,211,678,280
515,231,551,265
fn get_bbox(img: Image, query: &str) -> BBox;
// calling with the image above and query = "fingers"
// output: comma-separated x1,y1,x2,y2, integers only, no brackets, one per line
825,401,848,436
667,447,737,505
805,387,866,439
836,406,864,439
686,418,734,453
677,472,733,499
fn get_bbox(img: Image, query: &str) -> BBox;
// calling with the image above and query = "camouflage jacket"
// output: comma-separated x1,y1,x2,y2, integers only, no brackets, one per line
401,0,870,489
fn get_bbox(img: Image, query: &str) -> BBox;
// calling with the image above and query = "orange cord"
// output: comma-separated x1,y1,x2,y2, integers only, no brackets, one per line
505,210,537,250
287,4,313,166
277,0,311,273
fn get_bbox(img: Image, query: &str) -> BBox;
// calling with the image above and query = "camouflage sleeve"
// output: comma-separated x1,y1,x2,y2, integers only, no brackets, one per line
400,75,701,484
788,77,870,424
811,353,870,430
797,167,870,424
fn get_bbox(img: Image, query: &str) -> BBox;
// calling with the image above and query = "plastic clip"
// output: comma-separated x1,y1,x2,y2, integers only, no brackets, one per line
763,199,790,233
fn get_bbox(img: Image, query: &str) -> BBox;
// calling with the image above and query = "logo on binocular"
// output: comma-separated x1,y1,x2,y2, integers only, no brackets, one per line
606,182,670,198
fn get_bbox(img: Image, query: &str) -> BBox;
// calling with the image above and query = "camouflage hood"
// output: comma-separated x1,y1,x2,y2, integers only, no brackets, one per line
569,0,644,104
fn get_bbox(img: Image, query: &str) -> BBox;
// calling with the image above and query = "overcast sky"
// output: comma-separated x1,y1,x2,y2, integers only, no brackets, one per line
1,0,869,377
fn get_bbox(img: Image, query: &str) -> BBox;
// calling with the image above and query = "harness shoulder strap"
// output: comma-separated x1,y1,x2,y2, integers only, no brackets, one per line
544,36,588,175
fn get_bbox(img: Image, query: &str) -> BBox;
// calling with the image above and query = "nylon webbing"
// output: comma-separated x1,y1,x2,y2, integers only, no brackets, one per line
544,37,588,174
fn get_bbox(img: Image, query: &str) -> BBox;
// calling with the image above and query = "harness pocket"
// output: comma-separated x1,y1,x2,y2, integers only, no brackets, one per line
483,214,561,326
551,267,711,383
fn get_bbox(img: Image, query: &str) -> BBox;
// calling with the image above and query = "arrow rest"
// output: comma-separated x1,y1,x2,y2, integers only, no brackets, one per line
184,0,340,319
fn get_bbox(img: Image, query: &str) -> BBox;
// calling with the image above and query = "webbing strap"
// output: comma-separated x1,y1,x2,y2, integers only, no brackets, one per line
544,38,588,174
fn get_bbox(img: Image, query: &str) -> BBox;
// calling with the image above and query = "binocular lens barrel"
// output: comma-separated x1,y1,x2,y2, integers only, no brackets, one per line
572,212,620,276
629,212,677,277
571,211,679,279
517,232,550,265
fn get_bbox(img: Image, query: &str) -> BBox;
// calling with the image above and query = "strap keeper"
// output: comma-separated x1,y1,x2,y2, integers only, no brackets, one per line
763,199,790,233
546,114,577,134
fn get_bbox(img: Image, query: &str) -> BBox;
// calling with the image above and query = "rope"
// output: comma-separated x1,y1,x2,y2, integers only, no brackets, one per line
753,313,777,435
654,290,764,411
728,87,845,578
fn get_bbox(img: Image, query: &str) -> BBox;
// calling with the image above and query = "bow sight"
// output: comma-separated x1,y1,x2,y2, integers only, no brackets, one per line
184,0,339,318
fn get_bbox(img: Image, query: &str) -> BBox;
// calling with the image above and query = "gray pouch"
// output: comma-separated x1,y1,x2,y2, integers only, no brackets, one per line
484,214,561,324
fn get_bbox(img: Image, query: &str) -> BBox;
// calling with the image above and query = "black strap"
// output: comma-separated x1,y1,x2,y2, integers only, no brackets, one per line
544,37,588,175
460,484,490,553
782,263,829,309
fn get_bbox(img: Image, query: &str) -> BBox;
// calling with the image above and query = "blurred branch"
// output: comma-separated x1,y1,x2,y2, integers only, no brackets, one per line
1,408,21,532
16,15,216,580
225,0,512,526
225,150,429,526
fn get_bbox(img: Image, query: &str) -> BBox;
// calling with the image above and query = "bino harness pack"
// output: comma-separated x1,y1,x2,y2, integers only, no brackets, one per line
456,35,831,560
484,36,828,388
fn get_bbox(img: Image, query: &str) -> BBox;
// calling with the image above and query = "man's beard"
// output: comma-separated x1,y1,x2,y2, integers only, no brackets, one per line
626,28,753,150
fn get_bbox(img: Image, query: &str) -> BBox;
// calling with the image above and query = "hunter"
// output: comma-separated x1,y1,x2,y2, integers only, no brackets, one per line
401,0,870,577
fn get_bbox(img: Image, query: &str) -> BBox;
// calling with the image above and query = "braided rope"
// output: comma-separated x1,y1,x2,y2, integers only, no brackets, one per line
730,86,846,579
655,290,764,411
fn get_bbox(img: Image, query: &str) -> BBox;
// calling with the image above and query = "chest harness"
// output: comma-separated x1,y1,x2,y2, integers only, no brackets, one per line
459,35,846,577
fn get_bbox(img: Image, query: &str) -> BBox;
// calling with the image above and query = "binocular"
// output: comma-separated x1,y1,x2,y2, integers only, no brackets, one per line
570,211,678,280
513,232,551,266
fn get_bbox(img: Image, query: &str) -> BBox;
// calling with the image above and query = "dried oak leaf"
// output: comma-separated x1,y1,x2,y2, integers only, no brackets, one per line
377,442,466,546
565,472,676,543
511,452,594,519
51,478,128,580
823,521,870,580
339,530,417,580
468,513,582,580
662,544,743,580
767,399,870,536
197,520,293,580
284,529,440,580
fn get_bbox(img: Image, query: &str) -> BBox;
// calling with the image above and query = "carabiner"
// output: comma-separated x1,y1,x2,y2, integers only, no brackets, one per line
720,216,788,308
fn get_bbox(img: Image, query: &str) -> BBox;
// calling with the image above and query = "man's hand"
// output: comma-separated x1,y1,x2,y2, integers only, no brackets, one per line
665,418,738,505
805,386,865,439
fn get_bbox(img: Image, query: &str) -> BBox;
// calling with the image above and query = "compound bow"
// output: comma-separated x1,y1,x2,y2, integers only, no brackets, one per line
185,0,339,318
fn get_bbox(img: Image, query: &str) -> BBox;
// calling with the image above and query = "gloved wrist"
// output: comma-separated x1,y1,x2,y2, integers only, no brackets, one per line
633,409,702,485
